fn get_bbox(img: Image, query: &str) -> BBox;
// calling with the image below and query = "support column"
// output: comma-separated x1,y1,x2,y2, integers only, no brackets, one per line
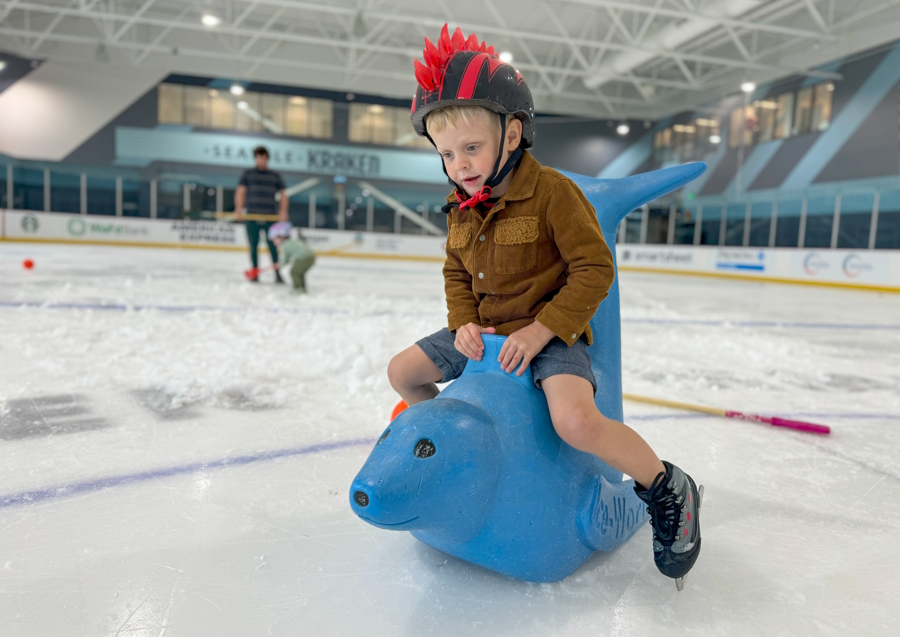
337,189,345,231
182,183,190,215
216,185,223,214
666,203,676,245
394,210,401,234
44,169,51,212
639,205,648,244
768,199,778,247
150,179,157,219
308,193,316,229
798,197,808,248
366,196,374,233
115,176,123,216
718,206,727,246
80,173,87,214
693,205,703,245
742,200,751,246
618,216,627,245
6,165,12,209
830,193,842,249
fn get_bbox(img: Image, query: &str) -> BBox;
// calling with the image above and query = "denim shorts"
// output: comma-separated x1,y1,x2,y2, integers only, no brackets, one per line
416,327,596,394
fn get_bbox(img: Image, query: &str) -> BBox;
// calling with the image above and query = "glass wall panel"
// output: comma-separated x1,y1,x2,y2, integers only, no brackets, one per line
310,98,333,139
184,86,209,127
875,190,900,249
773,92,794,139
724,203,746,245
674,207,696,244
157,179,186,219
235,92,261,132
121,179,141,217
209,90,236,128
775,199,802,247
700,205,722,245
754,99,778,143
793,87,814,136
158,84,184,124
837,193,874,248
811,83,834,133
0,166,7,207
50,171,81,213
261,93,285,131
748,201,772,246
645,207,669,244
285,96,310,136
86,176,116,215
804,194,835,247
13,167,44,210
623,210,642,244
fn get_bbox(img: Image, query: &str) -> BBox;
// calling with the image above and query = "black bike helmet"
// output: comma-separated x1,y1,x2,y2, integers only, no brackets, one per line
411,25,535,212
411,26,534,148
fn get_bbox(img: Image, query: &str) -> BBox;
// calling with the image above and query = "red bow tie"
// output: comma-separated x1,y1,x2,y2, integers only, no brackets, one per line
456,185,492,212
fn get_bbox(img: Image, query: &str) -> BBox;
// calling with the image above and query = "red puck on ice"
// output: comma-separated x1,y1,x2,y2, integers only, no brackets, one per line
23,259,34,269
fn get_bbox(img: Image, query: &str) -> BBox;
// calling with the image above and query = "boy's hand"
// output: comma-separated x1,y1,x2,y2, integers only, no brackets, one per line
454,323,496,361
499,321,556,376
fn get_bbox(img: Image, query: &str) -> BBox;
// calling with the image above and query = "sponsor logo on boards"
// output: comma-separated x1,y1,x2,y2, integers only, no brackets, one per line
841,254,874,279
21,215,39,233
802,252,830,276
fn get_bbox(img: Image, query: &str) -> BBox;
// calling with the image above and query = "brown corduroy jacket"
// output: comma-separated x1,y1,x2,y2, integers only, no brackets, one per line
443,151,615,347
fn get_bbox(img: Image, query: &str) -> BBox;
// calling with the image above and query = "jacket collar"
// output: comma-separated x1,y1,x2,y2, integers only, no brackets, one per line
444,150,541,205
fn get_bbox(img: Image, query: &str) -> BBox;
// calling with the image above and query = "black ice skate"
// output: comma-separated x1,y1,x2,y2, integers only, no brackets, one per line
634,461,703,591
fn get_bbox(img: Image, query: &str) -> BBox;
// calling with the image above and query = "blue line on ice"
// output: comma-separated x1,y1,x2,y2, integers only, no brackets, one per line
1,411,895,509
0,437,377,509
3,300,900,331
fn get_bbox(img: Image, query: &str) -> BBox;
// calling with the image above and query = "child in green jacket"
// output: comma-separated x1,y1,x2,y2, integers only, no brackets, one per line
268,222,315,294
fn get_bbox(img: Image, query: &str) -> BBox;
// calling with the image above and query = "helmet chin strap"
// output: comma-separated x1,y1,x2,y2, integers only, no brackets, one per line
439,114,524,214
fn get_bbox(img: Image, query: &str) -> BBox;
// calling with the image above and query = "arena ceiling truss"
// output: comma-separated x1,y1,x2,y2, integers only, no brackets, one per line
2,0,900,119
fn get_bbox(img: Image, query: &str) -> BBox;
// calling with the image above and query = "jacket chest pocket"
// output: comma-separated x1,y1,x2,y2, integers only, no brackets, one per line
447,221,475,271
493,216,539,274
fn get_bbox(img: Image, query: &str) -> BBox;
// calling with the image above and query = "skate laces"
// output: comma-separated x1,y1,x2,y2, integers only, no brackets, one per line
644,474,680,547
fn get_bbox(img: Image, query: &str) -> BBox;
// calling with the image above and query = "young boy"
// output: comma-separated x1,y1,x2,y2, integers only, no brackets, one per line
267,222,315,294
388,25,702,587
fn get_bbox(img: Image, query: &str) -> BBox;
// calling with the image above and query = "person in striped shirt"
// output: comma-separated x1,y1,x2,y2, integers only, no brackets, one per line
234,146,289,283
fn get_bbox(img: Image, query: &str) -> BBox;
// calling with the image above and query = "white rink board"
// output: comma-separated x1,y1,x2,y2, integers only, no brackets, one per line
0,209,447,260
616,244,900,290
3,210,900,288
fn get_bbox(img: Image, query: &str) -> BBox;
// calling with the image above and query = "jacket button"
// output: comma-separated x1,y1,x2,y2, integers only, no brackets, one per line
479,235,485,241
478,272,484,279
572,333,578,340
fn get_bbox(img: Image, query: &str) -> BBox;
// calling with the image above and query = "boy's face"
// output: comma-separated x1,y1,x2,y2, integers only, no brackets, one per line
255,154,268,170
431,116,521,197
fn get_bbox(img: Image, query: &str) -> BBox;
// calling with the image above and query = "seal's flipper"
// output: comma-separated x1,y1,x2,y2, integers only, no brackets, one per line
561,162,707,239
578,474,649,552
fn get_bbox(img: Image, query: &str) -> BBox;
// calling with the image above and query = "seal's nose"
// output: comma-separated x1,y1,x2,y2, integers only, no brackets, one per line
353,490,369,507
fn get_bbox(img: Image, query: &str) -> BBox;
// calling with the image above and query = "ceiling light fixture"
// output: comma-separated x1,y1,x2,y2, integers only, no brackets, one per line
499,51,513,63
741,81,756,94
0,61,6,72
237,101,248,110
616,123,630,136
201,13,221,27
710,134,722,144
230,84,245,96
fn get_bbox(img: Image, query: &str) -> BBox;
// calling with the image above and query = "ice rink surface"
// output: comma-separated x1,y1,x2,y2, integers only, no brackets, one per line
1,242,899,637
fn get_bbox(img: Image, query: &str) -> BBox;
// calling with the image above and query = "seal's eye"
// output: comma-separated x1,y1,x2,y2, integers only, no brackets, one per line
414,438,436,458
377,429,391,445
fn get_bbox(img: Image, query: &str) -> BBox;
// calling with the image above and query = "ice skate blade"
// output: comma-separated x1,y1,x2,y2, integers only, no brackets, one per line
698,484,705,509
674,484,703,592
675,577,685,591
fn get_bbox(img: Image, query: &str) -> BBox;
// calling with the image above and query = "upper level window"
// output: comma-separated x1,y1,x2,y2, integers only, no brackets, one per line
158,83,333,140
348,103,432,148
724,81,833,150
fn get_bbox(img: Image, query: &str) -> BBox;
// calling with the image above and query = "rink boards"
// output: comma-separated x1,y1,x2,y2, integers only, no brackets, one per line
2,209,899,292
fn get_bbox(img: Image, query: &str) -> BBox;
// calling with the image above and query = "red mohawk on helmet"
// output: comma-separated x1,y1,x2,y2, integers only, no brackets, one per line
413,24,496,92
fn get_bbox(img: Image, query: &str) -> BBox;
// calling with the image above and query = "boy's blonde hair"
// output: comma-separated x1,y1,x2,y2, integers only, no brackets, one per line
425,105,514,137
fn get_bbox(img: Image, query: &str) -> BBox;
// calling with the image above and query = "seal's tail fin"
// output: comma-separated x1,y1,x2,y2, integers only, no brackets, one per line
562,162,707,239
578,474,650,552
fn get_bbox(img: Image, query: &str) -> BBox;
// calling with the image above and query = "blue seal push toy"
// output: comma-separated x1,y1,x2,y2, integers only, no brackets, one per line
349,163,706,583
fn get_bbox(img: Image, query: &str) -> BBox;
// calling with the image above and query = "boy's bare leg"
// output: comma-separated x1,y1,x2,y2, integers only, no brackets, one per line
387,345,444,406
541,375,666,489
